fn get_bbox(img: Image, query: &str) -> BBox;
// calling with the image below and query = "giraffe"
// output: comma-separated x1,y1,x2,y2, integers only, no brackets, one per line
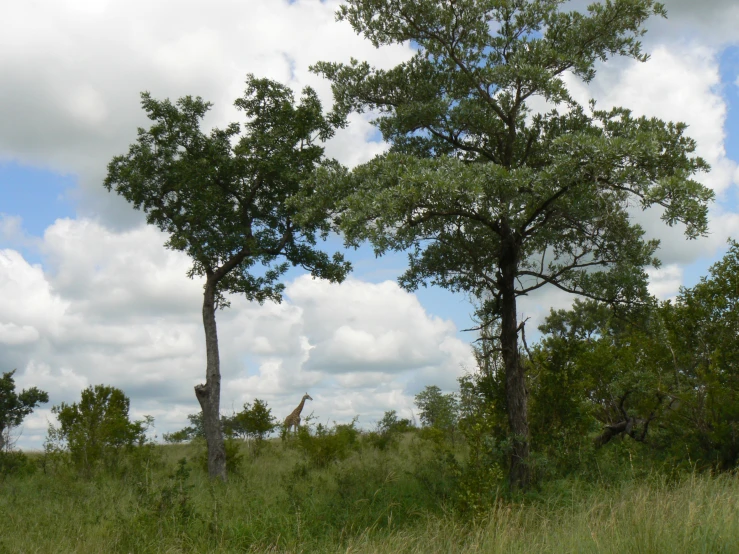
284,393,312,434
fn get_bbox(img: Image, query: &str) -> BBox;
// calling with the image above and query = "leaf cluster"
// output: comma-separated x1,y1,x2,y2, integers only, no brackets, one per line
105,75,351,306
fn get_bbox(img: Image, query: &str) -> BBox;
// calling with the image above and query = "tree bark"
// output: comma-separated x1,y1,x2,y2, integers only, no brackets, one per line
499,240,530,491
195,278,227,481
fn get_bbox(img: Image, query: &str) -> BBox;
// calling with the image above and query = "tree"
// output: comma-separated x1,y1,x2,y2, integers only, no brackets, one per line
223,399,277,443
311,0,712,489
105,76,351,480
51,385,148,474
532,299,673,474
532,242,739,473
0,369,49,452
660,240,739,469
414,385,459,431
162,412,205,443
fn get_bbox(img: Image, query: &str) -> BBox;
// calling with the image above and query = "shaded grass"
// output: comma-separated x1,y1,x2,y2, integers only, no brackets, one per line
341,473,739,553
0,437,738,553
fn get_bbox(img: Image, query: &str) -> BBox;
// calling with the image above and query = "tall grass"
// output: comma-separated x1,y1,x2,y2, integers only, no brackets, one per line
0,434,737,553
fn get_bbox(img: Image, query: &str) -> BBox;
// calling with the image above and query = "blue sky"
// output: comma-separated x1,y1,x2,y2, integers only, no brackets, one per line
0,0,737,450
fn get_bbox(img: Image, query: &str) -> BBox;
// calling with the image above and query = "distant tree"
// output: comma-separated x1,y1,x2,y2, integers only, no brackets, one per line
223,399,277,444
51,385,148,474
311,0,713,489
414,385,459,432
162,412,205,444
0,369,49,452
377,409,413,434
162,428,192,444
104,75,351,480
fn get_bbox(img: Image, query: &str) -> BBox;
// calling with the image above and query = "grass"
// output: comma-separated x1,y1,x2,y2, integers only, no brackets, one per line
0,434,737,553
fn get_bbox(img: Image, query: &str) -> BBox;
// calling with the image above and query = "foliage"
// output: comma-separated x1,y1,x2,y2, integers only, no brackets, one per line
295,417,362,468
0,369,49,452
0,450,37,478
222,398,278,447
366,410,415,450
529,240,739,475
162,429,192,444
194,436,245,475
162,412,205,443
530,299,670,476
310,0,714,489
49,385,149,475
659,240,739,469
105,75,351,307
414,385,459,438
3,431,739,552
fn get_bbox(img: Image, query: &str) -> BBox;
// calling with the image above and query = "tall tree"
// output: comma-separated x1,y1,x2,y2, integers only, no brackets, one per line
312,0,712,489
105,76,350,480
0,369,49,452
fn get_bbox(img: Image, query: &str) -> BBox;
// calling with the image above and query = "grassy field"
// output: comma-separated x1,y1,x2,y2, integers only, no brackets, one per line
0,434,737,553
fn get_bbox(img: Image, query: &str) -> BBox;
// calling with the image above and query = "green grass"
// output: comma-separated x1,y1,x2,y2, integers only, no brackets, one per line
0,436,738,553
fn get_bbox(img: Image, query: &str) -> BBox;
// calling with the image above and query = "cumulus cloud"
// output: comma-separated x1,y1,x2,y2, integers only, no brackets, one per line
2,219,472,449
647,264,683,300
590,45,734,194
0,0,413,228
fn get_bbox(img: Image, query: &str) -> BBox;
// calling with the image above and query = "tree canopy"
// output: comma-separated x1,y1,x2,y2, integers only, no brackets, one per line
311,0,713,489
529,240,739,474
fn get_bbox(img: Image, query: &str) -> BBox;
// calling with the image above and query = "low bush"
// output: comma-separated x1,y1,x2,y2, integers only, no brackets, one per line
0,450,36,478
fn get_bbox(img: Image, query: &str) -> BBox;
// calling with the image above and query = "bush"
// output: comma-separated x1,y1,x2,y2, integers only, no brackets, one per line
296,417,361,467
222,399,278,454
163,412,205,443
366,410,414,451
0,450,36,478
49,385,149,476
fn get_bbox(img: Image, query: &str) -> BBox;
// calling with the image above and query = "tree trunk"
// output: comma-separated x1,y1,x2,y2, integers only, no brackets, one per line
500,244,530,491
195,278,227,481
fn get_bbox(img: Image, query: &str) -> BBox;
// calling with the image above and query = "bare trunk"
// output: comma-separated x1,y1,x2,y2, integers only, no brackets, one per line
500,244,530,491
195,278,227,481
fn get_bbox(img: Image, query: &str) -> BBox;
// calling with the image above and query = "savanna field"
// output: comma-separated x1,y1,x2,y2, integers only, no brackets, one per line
2,427,739,553
2,0,739,552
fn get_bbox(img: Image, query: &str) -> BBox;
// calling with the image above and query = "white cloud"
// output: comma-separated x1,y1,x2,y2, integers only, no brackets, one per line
593,45,734,193
0,0,413,228
647,264,683,300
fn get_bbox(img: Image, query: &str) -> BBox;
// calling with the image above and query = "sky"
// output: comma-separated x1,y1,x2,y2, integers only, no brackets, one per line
1,0,737,450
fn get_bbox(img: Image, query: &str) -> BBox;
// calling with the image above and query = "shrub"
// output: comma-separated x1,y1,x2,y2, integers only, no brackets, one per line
366,410,415,450
49,385,149,476
222,399,277,454
296,417,361,467
0,450,36,478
